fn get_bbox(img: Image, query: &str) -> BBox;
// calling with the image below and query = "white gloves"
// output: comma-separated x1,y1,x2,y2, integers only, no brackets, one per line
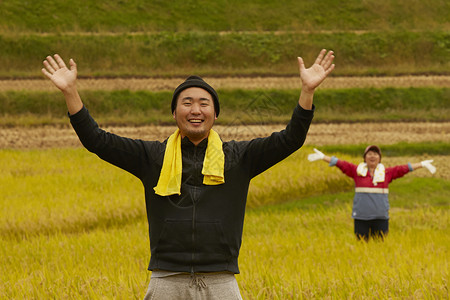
421,160,436,174
308,148,325,162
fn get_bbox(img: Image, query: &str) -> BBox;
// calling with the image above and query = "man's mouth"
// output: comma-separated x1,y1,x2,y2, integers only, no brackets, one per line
189,119,203,123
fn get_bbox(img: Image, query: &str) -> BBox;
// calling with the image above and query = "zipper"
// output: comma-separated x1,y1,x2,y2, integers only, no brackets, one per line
191,144,199,275
189,142,205,278
191,199,196,275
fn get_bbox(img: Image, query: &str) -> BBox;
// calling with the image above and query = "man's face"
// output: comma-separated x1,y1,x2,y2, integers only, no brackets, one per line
173,87,217,145
365,150,381,168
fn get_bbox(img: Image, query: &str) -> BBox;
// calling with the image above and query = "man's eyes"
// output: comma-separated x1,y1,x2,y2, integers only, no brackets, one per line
182,102,210,106
181,100,210,106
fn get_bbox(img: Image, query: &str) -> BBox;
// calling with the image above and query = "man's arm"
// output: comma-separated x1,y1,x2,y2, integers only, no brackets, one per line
297,49,335,110
42,54,83,115
42,54,155,178
241,50,335,177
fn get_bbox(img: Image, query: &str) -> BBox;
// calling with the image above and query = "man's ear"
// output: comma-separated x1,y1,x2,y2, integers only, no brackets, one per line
173,112,176,119
215,113,217,120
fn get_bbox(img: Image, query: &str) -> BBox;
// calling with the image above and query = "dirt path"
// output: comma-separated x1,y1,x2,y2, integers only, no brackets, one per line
1,75,449,91
1,122,448,150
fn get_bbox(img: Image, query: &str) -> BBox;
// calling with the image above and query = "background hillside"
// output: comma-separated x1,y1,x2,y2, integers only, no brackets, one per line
1,0,449,33
0,0,449,126
0,0,448,126
0,0,449,78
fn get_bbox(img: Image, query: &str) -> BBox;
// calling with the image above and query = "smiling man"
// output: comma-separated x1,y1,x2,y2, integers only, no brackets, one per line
172,78,219,145
42,49,335,299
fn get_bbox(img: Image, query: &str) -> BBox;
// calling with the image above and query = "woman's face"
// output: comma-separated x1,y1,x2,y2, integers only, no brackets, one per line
365,150,381,168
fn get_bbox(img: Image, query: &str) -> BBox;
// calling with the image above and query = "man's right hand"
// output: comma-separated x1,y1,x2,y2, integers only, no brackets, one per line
42,54,78,93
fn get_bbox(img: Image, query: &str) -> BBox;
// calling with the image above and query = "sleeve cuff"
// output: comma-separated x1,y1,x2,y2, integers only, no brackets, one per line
408,162,413,172
68,106,88,123
294,103,315,118
329,156,338,167
297,103,315,112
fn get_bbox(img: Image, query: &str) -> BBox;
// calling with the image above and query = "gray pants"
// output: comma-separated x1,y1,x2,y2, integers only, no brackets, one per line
143,273,243,300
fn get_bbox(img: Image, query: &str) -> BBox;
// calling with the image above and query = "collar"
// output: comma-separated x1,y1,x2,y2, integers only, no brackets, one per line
181,136,208,149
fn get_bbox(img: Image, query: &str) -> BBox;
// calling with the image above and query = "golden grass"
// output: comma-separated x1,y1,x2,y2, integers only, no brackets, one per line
0,149,144,238
1,204,448,298
1,148,448,236
239,205,449,299
249,150,450,208
1,148,448,298
1,221,150,299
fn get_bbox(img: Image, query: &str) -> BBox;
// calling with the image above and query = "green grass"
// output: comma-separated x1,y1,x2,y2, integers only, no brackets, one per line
1,31,448,78
1,87,449,126
0,0,448,32
1,0,449,78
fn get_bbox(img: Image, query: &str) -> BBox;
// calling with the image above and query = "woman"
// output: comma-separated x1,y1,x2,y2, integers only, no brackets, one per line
307,145,436,240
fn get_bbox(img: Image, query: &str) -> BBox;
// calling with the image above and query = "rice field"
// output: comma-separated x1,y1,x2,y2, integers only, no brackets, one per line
1,147,449,299
1,0,449,298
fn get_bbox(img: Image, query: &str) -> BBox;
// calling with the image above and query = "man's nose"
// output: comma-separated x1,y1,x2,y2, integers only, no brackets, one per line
190,103,201,114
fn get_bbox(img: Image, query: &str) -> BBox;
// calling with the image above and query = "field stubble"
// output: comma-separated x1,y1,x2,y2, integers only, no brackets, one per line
1,121,449,150
1,75,449,91
1,75,449,149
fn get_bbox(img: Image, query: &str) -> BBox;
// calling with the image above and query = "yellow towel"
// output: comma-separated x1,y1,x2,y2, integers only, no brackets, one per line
154,129,225,196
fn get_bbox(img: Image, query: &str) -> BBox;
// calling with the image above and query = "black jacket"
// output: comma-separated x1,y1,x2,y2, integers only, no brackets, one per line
70,104,314,274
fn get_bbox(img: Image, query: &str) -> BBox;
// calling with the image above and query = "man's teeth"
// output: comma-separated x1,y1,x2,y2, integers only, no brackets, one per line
190,120,202,123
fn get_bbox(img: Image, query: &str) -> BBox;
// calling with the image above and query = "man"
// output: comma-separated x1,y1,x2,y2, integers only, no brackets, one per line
42,49,335,299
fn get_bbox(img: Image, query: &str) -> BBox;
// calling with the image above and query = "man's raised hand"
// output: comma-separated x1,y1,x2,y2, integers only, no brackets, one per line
298,49,335,92
42,54,77,92
41,54,83,115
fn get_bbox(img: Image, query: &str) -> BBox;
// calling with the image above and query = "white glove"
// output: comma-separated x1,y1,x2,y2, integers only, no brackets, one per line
421,160,436,174
308,148,325,162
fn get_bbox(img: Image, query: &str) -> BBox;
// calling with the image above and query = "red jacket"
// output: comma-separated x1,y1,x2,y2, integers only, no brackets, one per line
330,157,412,219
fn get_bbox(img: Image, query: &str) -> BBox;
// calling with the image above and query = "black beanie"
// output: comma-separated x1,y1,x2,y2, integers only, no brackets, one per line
171,75,220,117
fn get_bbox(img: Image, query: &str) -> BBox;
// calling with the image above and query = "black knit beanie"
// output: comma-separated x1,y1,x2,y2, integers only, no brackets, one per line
171,76,220,117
